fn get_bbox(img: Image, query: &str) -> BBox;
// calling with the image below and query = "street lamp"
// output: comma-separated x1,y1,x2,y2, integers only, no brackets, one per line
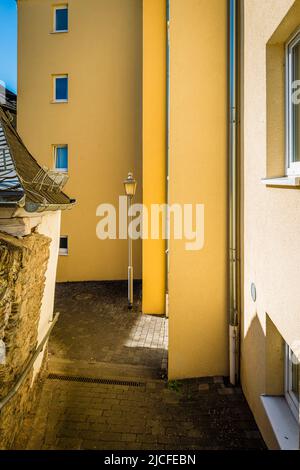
123,172,137,309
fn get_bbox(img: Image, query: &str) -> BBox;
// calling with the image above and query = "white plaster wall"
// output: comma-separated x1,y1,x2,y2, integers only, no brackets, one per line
32,210,61,377
242,0,300,448
243,0,299,347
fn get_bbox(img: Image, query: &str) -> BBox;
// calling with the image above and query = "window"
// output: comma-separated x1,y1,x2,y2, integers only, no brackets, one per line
286,30,300,176
59,236,68,255
285,344,300,421
54,145,68,172
53,75,68,102
53,5,68,33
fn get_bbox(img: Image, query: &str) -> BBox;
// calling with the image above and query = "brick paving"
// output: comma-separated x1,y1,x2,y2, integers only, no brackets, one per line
14,376,266,450
50,282,168,376
12,281,266,450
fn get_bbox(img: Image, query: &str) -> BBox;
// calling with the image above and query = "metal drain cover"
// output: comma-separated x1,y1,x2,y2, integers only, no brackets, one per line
47,373,145,388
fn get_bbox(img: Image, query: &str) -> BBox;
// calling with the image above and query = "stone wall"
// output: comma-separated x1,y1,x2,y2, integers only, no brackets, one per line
0,231,50,449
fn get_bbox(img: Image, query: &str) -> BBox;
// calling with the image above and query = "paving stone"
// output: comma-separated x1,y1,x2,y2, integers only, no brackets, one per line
49,281,168,372
81,440,121,450
198,383,210,391
121,433,137,442
12,282,266,451
218,387,235,395
213,376,224,384
244,430,264,439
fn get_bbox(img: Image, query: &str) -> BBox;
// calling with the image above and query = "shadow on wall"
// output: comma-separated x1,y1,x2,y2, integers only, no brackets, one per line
242,314,267,404
241,313,283,449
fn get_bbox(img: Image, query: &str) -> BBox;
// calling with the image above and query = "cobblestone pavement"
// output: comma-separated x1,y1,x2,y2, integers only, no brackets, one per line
50,282,168,375
14,376,266,450
13,281,266,450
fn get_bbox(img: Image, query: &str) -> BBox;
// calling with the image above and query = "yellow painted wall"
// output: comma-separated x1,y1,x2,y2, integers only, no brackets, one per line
241,0,300,449
168,0,228,379
17,0,142,281
142,0,166,315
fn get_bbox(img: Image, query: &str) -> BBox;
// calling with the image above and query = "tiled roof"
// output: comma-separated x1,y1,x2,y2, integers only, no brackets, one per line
0,87,17,113
0,106,75,212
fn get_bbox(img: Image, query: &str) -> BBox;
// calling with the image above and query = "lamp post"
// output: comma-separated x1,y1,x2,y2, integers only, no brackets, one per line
124,172,137,309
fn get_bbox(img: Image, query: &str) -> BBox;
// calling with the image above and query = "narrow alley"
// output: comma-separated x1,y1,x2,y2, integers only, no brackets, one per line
13,283,265,451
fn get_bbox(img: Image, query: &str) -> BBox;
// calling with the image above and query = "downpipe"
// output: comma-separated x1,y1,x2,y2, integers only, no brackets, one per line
229,324,238,385
229,0,239,386
165,0,170,317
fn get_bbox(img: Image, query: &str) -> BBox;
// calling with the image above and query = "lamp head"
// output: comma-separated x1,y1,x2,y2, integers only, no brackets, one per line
124,172,137,197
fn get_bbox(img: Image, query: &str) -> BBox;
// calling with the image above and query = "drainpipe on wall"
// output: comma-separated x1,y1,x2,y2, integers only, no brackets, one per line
229,0,239,386
165,0,170,318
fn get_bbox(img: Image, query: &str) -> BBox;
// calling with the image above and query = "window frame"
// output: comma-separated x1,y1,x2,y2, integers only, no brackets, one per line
59,236,68,256
286,29,300,176
285,344,300,422
53,4,68,33
53,74,68,103
54,144,68,173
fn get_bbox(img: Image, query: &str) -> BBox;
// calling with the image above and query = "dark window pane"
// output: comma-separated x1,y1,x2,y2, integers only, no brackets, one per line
55,7,68,31
55,77,68,101
60,237,68,250
292,353,299,399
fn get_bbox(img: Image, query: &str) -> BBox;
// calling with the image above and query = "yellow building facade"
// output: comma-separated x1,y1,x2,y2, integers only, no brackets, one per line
18,0,229,382
168,0,228,379
18,0,143,282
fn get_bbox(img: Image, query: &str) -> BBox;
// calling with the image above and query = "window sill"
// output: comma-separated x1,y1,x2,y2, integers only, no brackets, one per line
261,176,300,187
51,30,69,34
51,100,68,104
261,395,299,450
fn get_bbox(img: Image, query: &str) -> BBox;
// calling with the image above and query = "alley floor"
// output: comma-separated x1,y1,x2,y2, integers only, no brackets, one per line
13,282,266,450
49,281,168,379
14,375,266,450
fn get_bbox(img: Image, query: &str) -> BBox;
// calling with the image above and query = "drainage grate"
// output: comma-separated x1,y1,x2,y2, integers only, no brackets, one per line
47,373,145,388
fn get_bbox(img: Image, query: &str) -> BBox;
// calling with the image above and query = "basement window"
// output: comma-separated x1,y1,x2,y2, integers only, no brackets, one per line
54,145,68,172
59,236,68,256
261,346,300,449
53,75,68,102
285,344,300,422
287,30,300,176
53,5,68,33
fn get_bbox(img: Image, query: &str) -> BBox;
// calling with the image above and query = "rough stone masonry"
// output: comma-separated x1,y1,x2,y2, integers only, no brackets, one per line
0,231,50,449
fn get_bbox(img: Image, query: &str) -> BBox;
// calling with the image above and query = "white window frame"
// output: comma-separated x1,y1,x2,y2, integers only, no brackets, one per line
53,5,68,33
53,74,68,103
285,344,300,422
286,29,300,176
54,144,68,173
59,236,68,256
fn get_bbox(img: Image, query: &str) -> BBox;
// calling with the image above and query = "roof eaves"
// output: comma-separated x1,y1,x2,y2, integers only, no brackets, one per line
0,193,25,208
0,106,75,211
25,199,76,213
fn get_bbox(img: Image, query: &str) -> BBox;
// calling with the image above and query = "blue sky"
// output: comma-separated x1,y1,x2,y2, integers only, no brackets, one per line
0,0,17,93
